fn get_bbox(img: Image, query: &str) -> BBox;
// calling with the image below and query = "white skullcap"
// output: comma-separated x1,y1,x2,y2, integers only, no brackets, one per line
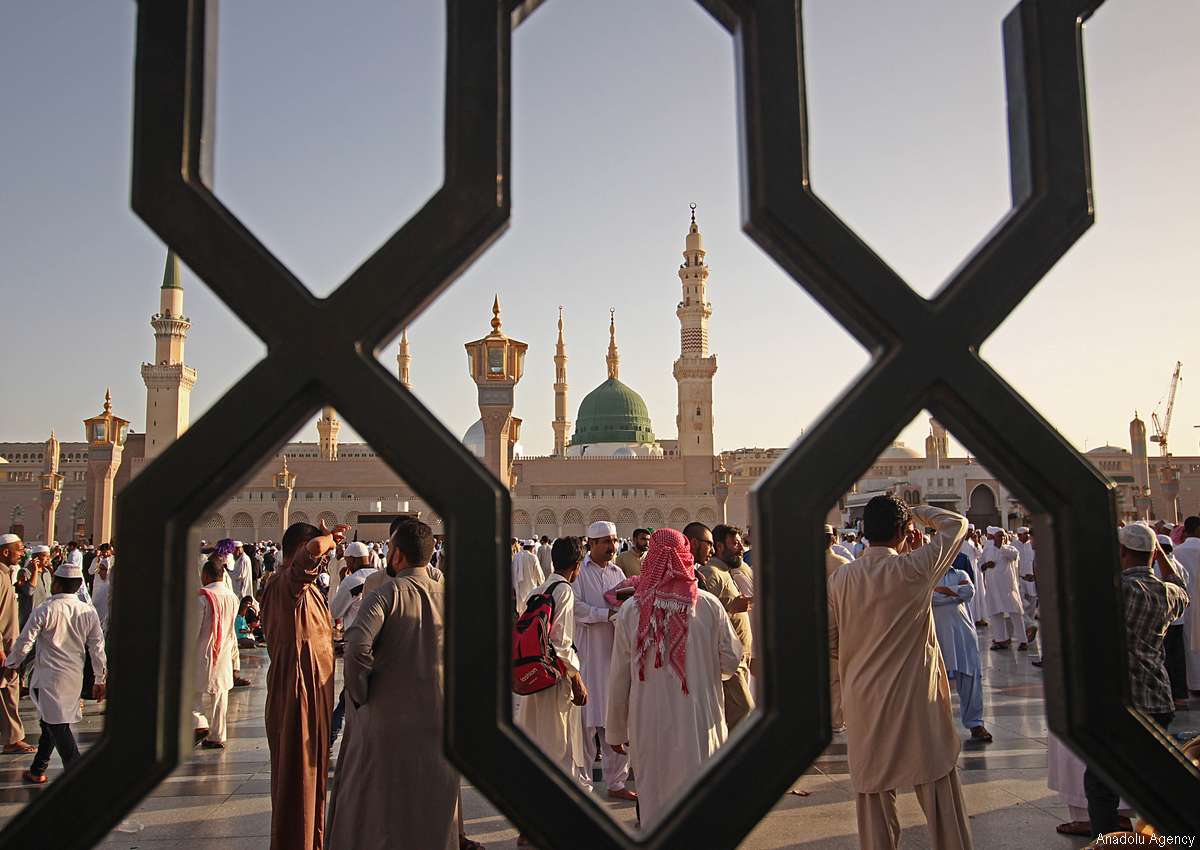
587,521,617,539
823,524,835,535
986,526,1001,535
233,540,244,548
1157,533,1174,548
28,544,50,555
317,572,330,588
523,539,537,548
345,541,370,558
1118,522,1155,553
1016,526,1030,534
967,524,975,531
54,562,84,579
0,533,21,546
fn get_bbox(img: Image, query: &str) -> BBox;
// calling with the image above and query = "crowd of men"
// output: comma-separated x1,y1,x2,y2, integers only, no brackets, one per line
0,501,1196,849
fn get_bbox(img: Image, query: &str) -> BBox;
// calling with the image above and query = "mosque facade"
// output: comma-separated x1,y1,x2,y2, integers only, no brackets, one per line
2,214,1197,544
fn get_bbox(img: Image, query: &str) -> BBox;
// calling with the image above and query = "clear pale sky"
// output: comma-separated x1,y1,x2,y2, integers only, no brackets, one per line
3,0,1197,463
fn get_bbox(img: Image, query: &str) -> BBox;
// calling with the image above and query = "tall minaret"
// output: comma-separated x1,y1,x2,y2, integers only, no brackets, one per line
39,430,63,543
317,407,341,461
140,251,197,460
606,309,620,380
396,328,412,390
552,307,570,457
925,418,949,468
1131,412,1152,520
674,203,717,457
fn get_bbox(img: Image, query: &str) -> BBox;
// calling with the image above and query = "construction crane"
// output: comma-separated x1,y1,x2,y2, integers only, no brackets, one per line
1150,361,1183,457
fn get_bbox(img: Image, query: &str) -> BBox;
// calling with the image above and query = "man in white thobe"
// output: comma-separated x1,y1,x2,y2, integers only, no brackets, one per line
1173,516,1200,688
606,528,742,830
979,527,1022,650
89,549,113,633
959,527,985,625
536,536,553,575
512,539,545,616
228,541,255,602
0,533,35,754
2,561,106,783
1012,527,1038,654
194,559,239,748
516,537,588,789
574,520,634,799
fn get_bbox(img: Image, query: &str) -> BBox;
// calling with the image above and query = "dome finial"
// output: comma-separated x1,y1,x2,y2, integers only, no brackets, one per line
103,388,112,414
606,308,619,380
491,294,502,332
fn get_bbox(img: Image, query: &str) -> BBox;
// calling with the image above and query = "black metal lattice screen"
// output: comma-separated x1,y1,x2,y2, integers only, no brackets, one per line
2,2,1196,848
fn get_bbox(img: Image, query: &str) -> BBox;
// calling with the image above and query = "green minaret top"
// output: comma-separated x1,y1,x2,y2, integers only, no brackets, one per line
161,250,182,289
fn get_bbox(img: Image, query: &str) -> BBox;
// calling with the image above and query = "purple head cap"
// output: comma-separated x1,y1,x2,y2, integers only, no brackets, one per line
214,539,237,558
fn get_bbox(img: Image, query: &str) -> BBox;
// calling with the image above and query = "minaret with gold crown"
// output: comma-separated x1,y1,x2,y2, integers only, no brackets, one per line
674,204,717,457
465,297,526,486
552,308,570,458
141,251,197,460
317,407,341,461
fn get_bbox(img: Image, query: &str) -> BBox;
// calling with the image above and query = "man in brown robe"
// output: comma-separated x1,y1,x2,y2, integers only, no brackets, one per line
828,496,972,850
261,519,347,850
326,518,459,850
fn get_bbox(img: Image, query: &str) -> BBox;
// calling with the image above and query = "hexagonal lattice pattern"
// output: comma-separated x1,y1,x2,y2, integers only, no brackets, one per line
3,2,1195,849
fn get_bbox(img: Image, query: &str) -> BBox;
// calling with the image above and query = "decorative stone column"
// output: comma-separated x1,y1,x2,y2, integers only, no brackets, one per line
39,430,64,543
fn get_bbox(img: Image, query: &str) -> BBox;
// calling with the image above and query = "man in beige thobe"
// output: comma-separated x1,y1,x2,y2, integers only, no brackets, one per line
0,533,35,753
688,522,754,729
827,497,973,850
326,519,458,850
825,523,851,732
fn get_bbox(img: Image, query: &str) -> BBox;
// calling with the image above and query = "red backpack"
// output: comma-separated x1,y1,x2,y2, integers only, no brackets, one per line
512,580,570,695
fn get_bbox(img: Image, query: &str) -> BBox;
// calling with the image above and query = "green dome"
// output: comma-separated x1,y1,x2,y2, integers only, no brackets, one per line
571,378,656,446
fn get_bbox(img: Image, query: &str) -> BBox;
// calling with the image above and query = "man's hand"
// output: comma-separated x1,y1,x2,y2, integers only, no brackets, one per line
728,595,752,615
568,670,589,707
610,743,627,755
933,586,958,597
92,683,106,701
980,561,995,572
308,522,352,560
1021,574,1035,583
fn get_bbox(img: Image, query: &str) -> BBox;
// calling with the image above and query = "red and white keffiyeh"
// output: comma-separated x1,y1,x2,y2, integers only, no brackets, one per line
634,528,698,694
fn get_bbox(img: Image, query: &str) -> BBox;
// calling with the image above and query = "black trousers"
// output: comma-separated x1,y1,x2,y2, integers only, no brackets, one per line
1164,625,1189,700
1084,711,1173,836
30,717,80,778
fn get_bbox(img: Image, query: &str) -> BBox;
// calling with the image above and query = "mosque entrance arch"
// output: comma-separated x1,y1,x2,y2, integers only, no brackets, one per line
966,484,1001,531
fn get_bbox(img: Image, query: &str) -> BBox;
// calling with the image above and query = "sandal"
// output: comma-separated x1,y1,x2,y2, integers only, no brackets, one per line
459,837,486,850
1056,821,1091,836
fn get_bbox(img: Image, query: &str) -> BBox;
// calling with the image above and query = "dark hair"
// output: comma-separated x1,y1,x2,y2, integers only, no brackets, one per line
201,560,223,584
391,519,435,567
551,537,584,571
632,528,650,538
540,535,550,544
711,524,743,548
282,522,321,558
682,521,711,542
862,495,912,543
53,576,83,594
1185,516,1200,535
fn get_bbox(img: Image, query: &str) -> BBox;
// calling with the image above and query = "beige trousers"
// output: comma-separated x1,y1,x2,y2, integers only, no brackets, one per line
193,688,229,743
723,662,755,730
855,768,973,850
0,669,24,745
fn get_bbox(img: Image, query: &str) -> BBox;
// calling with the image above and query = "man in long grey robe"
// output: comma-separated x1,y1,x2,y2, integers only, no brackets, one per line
326,519,458,850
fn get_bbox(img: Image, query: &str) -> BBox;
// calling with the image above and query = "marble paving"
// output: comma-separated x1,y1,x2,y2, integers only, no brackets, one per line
0,636,1194,848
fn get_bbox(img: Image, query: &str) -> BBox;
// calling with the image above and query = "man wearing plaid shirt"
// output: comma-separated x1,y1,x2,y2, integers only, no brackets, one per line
1084,522,1189,838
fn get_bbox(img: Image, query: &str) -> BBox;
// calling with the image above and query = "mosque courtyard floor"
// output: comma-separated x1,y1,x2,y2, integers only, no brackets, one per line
0,638,1195,849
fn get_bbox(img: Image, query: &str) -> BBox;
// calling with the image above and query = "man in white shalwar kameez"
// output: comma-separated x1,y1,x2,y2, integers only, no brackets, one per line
959,527,985,624
979,528,1022,650
89,550,113,633
512,539,545,616
194,559,239,748
606,528,742,830
1012,527,1038,654
1172,516,1200,688
516,537,588,788
574,520,633,799
2,561,106,784
228,541,255,602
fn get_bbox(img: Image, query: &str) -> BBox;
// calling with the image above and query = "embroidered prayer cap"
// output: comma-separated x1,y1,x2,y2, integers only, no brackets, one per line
1016,526,1030,534
345,541,371,558
986,526,1001,536
0,533,21,546
54,562,84,579
28,544,50,555
587,520,617,539
1118,522,1155,553
1157,534,1174,549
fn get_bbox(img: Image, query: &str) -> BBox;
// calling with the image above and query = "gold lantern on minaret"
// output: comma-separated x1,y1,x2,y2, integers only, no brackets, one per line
464,296,527,487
